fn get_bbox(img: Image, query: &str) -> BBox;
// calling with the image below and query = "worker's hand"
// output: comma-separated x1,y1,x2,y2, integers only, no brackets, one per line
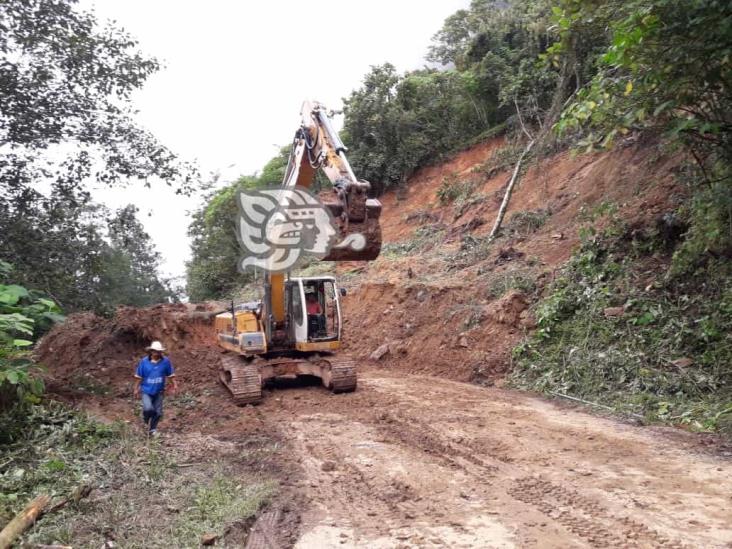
133,386,140,398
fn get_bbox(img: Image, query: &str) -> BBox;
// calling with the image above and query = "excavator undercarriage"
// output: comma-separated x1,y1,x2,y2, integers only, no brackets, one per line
220,354,357,405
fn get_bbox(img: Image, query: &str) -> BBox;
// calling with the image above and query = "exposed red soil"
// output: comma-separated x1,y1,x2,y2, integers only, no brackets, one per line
340,137,686,382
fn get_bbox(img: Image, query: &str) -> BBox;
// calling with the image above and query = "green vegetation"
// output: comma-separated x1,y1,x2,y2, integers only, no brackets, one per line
508,0,732,434
381,225,446,259
0,261,63,423
487,270,538,299
343,1,570,192
186,149,291,301
0,405,276,547
0,0,190,314
512,212,732,434
504,209,550,237
0,405,120,522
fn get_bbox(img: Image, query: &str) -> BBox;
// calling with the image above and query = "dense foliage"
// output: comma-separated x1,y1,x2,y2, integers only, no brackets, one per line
343,0,570,192
0,261,63,415
0,0,191,314
512,215,732,433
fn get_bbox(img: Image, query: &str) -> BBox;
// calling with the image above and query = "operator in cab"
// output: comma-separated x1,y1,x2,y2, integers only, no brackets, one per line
306,293,322,315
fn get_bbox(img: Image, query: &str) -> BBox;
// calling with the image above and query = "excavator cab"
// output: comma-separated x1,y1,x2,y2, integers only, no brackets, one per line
287,276,342,349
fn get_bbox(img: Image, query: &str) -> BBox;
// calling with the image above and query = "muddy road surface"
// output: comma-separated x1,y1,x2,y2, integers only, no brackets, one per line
237,369,731,548
56,366,732,548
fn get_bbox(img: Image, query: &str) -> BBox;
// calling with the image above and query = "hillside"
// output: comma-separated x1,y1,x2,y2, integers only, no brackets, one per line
340,136,684,381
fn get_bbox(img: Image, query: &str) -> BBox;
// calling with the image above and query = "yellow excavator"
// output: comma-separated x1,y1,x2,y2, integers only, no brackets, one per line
213,101,382,404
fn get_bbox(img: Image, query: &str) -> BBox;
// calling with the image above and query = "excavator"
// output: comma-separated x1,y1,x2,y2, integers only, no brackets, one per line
213,101,382,404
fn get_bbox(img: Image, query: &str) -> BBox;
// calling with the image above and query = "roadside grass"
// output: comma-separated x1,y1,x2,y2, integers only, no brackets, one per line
0,403,277,548
510,221,732,434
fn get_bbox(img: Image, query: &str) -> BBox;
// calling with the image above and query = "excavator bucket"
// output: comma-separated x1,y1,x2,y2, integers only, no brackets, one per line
320,182,382,261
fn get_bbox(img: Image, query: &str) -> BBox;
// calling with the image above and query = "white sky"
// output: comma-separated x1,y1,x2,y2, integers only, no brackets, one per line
82,0,467,280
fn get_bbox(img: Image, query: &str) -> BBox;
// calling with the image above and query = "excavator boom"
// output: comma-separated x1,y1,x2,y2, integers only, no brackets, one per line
282,100,382,261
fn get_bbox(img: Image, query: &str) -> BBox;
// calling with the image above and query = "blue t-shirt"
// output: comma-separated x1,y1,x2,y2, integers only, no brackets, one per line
135,356,174,396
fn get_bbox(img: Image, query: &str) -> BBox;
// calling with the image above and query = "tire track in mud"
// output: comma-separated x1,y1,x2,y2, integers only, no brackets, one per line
273,374,730,547
508,477,686,549
372,407,689,548
288,413,515,548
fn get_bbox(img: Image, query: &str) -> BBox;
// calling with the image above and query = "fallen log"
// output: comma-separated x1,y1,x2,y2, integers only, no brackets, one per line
0,494,51,549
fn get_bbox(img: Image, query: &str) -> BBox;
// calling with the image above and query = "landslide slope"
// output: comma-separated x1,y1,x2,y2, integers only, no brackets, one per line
339,136,685,383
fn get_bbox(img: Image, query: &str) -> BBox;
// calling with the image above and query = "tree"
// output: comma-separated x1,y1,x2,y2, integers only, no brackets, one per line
0,261,62,413
0,0,195,197
186,149,293,301
0,0,195,312
556,0,732,161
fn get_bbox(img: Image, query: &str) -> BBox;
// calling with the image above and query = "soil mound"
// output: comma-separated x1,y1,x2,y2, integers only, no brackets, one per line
36,303,223,399
340,136,686,383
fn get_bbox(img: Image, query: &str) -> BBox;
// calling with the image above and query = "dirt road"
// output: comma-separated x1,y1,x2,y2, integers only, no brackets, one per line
249,369,732,548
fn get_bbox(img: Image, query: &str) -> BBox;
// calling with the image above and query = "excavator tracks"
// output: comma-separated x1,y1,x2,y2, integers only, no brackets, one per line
220,354,357,404
219,356,262,405
328,357,357,393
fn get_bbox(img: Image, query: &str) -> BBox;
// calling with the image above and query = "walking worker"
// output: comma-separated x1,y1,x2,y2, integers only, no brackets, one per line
133,340,178,437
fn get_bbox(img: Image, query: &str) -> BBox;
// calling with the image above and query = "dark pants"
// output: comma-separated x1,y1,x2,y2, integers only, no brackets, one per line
141,392,164,431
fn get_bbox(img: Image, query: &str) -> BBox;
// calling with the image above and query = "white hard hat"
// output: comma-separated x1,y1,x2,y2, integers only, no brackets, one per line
146,341,166,352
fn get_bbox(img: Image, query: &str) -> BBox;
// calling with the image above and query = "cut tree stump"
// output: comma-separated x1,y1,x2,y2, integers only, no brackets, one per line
0,494,51,549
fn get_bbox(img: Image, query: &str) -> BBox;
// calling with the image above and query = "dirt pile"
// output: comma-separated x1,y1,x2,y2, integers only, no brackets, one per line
340,136,687,382
36,303,225,405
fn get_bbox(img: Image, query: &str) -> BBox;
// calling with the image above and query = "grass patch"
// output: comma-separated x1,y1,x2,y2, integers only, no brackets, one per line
447,234,495,270
474,141,530,179
382,224,445,258
487,270,537,298
436,173,478,206
504,209,551,238
169,475,275,547
0,403,278,548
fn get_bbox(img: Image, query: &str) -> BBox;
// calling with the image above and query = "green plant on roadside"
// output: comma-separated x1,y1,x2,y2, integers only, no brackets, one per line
0,404,122,523
0,261,64,414
670,172,732,277
511,221,732,434
170,476,275,547
4,403,279,548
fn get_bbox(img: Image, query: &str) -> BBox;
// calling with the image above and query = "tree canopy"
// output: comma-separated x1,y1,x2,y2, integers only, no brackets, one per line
0,0,193,313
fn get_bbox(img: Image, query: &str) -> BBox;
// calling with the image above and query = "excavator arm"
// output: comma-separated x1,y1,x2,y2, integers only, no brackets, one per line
266,101,382,327
282,100,382,259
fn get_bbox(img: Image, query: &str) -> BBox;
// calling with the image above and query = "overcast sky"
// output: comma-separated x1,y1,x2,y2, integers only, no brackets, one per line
83,0,467,280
